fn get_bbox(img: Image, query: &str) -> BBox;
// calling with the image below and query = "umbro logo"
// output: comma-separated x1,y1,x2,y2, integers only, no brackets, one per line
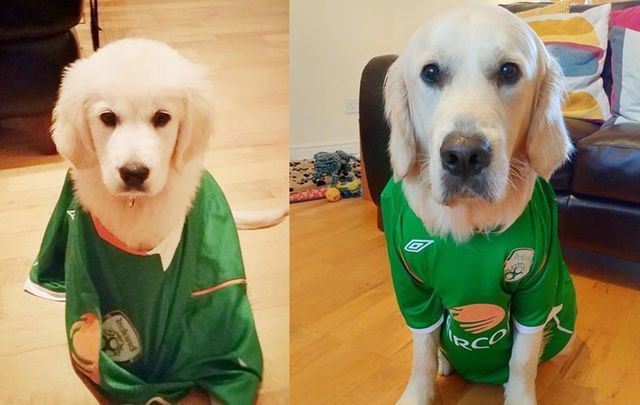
66,210,76,220
404,239,434,253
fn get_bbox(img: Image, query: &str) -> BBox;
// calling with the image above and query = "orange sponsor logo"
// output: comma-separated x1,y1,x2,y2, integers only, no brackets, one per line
69,312,101,384
450,303,506,334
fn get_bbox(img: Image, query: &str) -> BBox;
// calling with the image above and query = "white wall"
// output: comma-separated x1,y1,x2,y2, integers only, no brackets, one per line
290,0,504,159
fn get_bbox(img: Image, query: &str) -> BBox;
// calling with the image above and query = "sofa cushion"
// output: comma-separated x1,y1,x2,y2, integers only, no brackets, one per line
502,1,640,99
550,118,601,191
606,25,640,126
515,1,570,18
522,4,612,121
566,117,601,143
503,1,640,14
561,194,640,262
611,4,640,31
572,124,640,204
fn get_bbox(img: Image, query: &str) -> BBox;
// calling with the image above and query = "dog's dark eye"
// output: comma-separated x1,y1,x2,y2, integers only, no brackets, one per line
498,62,520,85
152,111,171,128
421,63,441,85
100,111,117,127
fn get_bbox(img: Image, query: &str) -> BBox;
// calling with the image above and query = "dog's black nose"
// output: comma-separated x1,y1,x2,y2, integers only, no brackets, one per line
440,134,492,177
119,164,149,188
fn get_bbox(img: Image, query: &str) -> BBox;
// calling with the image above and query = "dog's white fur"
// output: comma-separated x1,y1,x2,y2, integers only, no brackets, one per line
53,38,285,252
386,5,571,243
385,5,572,405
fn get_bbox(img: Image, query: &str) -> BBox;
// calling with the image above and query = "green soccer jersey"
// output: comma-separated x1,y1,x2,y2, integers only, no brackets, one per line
25,171,263,404
381,178,576,384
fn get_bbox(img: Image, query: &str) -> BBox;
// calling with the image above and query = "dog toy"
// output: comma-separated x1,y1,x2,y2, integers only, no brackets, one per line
289,186,328,203
313,150,356,186
325,187,341,202
335,178,362,198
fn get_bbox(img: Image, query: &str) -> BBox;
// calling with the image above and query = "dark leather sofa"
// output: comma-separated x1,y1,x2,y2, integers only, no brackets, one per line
359,1,640,263
0,0,83,153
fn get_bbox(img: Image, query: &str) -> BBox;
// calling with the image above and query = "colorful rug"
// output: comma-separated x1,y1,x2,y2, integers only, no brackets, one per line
289,156,362,203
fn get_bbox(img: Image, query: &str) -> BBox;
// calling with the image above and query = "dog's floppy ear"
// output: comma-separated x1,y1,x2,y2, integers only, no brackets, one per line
526,48,573,180
51,61,98,169
173,68,213,172
384,57,416,180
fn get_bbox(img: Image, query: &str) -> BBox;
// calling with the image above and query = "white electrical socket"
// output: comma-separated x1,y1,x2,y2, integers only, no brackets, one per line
345,98,359,114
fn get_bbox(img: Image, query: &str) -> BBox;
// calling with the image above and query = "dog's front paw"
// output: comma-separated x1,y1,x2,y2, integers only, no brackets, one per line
396,378,435,405
437,351,452,376
396,393,428,405
504,395,535,405
504,382,536,405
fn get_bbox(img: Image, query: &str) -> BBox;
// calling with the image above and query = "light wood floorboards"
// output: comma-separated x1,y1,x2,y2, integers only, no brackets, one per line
291,198,640,405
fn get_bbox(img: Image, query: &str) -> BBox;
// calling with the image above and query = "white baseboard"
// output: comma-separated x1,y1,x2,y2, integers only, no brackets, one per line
290,141,360,160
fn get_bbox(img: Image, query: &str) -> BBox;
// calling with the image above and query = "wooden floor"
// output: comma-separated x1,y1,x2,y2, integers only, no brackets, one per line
291,198,640,405
0,1,288,404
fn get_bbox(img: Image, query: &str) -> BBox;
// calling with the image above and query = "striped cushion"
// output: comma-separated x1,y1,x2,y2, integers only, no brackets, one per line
523,4,612,122
611,5,640,31
607,26,640,125
515,1,570,18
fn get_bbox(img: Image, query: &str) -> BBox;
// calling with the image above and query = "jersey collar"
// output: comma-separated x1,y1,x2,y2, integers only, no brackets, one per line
91,214,183,271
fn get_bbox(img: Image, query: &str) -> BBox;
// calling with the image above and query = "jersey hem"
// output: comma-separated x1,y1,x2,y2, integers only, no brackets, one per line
23,278,66,302
408,315,444,335
513,319,544,334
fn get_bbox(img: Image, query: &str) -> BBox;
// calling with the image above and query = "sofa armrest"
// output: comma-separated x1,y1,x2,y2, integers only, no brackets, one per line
359,55,397,207
573,123,640,204
550,118,602,191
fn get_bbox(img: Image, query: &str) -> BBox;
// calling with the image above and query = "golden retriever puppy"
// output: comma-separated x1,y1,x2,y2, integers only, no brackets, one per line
25,38,281,404
381,5,576,405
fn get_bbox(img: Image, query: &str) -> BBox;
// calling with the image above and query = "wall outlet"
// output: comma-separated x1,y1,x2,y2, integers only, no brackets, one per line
345,98,359,114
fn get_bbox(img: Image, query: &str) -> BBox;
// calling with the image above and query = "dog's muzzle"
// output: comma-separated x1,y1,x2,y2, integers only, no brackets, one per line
439,133,493,203
119,163,149,191
440,133,491,177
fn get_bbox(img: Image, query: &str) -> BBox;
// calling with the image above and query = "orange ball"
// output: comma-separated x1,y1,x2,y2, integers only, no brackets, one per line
325,187,341,202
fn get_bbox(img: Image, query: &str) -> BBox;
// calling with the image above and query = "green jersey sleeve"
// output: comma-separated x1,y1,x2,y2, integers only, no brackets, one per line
184,285,263,405
187,173,264,404
25,171,75,300
381,180,444,333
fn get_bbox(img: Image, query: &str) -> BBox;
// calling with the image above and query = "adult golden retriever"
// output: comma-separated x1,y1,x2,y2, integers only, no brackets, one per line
383,5,575,405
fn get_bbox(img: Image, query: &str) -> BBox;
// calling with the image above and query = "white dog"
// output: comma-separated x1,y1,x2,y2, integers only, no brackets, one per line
25,38,284,405
381,5,576,405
